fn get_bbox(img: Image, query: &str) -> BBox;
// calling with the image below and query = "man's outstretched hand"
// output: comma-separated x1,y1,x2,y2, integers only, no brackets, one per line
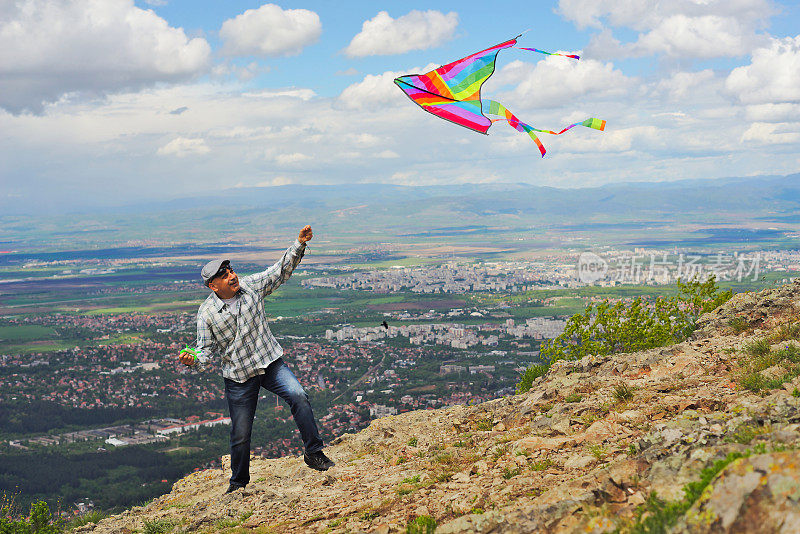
299,225,313,243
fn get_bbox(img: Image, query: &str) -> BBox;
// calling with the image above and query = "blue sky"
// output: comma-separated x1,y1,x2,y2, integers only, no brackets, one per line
2,0,800,210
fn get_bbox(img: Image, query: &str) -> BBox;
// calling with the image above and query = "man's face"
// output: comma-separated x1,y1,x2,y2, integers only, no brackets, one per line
208,265,239,297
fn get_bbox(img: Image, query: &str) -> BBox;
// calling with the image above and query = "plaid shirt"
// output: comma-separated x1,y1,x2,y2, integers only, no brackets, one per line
194,239,306,382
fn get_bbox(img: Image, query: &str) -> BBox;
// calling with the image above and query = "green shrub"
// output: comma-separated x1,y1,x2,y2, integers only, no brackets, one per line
538,276,731,366
516,364,549,393
564,393,582,403
64,510,106,529
406,515,436,534
0,500,62,534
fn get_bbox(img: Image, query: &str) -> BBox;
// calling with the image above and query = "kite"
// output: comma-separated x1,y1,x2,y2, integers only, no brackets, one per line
394,35,605,157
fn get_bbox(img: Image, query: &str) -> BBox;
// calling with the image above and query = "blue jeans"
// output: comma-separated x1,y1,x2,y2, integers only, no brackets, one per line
224,357,324,487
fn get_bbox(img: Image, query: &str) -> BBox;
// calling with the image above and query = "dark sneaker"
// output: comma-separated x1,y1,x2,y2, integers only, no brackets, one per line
304,450,335,471
225,484,245,494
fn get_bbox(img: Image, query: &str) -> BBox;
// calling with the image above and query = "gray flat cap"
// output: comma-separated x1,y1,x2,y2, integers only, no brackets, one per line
201,258,230,285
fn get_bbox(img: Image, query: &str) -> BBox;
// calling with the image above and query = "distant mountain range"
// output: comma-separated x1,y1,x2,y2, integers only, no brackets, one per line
4,173,800,251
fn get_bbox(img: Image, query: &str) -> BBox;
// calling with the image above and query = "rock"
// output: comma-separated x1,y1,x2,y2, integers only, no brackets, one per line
550,417,571,435
628,491,645,506
674,451,800,533
414,505,430,516
517,435,575,452
618,410,644,423
660,427,683,445
452,472,470,483
437,511,502,534
564,455,596,470
582,419,627,443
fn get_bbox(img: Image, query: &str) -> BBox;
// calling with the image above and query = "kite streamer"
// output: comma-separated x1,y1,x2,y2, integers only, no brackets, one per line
394,36,605,157
517,47,580,60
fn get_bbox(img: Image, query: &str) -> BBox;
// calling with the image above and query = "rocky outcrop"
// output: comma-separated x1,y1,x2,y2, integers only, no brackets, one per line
674,451,800,534
80,281,800,533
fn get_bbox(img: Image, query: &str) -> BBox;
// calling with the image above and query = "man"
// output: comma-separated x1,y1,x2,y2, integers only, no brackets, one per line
179,225,334,494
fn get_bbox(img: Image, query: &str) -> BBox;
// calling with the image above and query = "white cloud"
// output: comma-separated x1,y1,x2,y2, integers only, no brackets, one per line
212,61,267,81
338,71,405,110
219,4,321,57
157,137,210,157
741,122,800,144
242,88,316,101
744,103,800,122
0,0,210,114
726,36,800,104
557,0,773,32
654,69,716,100
584,29,627,60
348,134,381,147
633,15,762,58
497,57,633,109
338,64,437,110
252,176,294,187
275,153,310,165
343,10,458,57
557,0,773,59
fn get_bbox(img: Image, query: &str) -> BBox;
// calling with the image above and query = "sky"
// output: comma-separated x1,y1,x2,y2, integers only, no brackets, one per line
2,0,800,210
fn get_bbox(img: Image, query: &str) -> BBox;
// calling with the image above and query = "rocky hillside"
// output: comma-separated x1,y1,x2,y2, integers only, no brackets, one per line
80,282,800,533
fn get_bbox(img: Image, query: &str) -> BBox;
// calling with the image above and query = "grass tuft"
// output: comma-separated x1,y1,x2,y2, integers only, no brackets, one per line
142,518,176,534
744,339,771,357
613,383,635,403
502,467,521,479
770,323,800,342
728,317,750,334
406,515,436,534
530,459,553,471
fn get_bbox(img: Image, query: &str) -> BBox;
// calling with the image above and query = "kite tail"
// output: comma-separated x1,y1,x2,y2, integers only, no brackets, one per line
516,47,580,60
482,100,605,157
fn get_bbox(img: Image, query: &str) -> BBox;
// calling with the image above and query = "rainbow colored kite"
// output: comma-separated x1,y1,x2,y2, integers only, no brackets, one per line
394,36,605,157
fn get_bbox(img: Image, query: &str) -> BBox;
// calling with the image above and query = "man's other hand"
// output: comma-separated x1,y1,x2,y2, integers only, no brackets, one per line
299,225,313,243
178,351,196,366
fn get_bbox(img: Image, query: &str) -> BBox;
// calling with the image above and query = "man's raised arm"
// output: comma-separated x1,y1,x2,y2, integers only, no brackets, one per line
243,225,313,299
